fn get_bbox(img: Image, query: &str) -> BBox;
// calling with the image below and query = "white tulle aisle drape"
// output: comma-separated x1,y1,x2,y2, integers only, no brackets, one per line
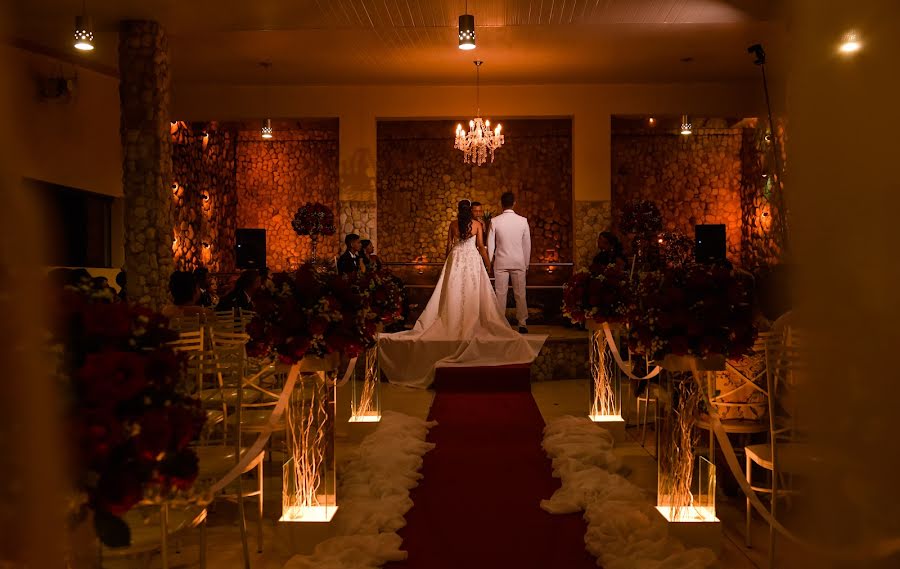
283,411,436,569
541,416,717,569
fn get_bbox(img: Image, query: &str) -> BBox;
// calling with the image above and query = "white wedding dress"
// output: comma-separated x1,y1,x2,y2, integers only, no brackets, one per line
379,234,547,388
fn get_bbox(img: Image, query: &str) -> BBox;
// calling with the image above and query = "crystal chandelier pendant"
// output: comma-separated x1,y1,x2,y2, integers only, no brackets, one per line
454,61,505,166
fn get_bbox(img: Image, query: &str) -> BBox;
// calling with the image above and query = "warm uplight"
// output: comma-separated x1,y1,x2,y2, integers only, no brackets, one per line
280,504,338,523
655,505,718,523
839,31,862,54
261,118,274,139
73,15,94,51
348,413,382,424
589,414,625,423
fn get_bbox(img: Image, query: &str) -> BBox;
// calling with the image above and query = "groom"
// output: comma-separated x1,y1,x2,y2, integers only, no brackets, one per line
488,192,532,333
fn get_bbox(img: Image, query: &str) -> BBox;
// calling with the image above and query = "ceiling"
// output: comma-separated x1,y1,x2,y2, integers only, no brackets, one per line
9,0,785,85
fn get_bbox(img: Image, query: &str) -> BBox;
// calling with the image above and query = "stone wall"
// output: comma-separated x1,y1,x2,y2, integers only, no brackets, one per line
118,21,174,308
235,123,340,271
573,200,612,269
740,119,787,270
171,121,238,272
612,128,744,263
376,119,573,264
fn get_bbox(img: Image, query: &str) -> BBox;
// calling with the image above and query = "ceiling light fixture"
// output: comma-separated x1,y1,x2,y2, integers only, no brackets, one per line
454,60,504,166
458,1,475,50
261,118,274,140
680,114,692,135
260,61,274,140
73,0,94,51
839,31,862,54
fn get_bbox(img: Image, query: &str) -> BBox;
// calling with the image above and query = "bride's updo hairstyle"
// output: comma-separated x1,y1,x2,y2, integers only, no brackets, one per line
457,199,474,239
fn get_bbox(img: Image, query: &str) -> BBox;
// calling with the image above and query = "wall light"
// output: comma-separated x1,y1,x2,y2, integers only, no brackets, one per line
839,31,862,55
171,182,179,193
680,115,692,135
202,242,210,249
648,117,657,127
202,193,210,201
261,118,274,139
458,1,475,50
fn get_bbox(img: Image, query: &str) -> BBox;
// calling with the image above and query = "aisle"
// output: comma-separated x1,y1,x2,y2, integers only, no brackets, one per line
387,365,598,569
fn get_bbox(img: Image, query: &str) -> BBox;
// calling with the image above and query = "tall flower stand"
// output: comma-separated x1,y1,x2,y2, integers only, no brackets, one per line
277,354,339,554
586,321,625,430
655,354,723,554
349,334,382,423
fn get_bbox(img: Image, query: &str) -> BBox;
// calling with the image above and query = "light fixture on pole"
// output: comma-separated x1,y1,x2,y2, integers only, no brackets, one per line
454,61,504,166
458,1,475,50
260,61,274,140
680,114,692,135
73,0,94,51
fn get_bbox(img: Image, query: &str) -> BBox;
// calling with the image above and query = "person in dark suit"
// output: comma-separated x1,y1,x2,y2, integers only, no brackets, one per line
592,231,626,267
337,233,363,274
194,267,216,307
216,269,260,312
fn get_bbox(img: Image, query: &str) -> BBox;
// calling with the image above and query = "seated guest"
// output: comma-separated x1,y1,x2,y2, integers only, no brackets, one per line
592,231,625,267
337,233,363,274
115,270,127,301
217,269,261,312
193,267,216,307
259,267,275,292
162,271,215,320
360,239,382,272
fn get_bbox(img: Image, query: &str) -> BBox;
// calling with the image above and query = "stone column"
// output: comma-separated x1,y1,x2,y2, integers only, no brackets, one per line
118,20,174,307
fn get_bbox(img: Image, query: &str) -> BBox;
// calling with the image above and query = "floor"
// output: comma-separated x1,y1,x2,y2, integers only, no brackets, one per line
105,378,812,568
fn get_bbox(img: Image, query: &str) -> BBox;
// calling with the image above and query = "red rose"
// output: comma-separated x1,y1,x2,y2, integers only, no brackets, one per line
135,408,173,461
78,351,148,405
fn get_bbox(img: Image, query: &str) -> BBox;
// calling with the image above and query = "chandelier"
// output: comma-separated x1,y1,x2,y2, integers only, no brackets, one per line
454,61,504,166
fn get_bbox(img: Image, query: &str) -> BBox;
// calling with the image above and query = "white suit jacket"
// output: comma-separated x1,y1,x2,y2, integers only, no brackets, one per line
488,209,532,271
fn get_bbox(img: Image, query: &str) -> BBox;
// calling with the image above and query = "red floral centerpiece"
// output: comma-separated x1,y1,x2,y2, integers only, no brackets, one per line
247,264,376,363
562,263,632,327
358,268,405,328
619,199,664,267
627,265,757,364
291,202,336,263
52,280,205,547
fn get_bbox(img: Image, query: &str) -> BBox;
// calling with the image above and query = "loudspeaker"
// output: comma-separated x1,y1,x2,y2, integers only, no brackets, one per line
695,224,726,263
235,228,266,269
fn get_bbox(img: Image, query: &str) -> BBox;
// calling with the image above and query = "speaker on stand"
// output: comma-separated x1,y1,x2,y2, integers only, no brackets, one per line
235,228,266,269
694,224,726,264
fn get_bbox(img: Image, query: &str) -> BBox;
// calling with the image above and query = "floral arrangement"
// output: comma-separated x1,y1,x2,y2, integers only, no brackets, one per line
658,231,695,268
626,265,757,361
358,269,405,327
562,263,632,325
52,280,205,547
619,199,663,237
291,202,336,237
247,264,376,363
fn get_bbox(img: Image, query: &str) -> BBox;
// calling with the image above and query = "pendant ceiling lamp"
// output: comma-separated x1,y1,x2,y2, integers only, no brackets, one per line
680,114,692,135
73,0,94,51
260,61,274,140
458,1,475,50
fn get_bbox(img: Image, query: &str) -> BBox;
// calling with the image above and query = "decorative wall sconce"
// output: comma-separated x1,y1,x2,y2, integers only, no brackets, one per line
648,117,657,127
171,182,179,194
543,249,559,274
202,193,210,201
202,242,210,249
414,255,428,275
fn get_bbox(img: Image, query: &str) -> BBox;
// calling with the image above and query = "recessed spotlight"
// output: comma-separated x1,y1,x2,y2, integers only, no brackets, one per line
839,31,862,54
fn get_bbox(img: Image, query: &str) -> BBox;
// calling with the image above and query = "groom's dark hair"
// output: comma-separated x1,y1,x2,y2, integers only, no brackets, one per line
345,233,360,248
501,192,515,209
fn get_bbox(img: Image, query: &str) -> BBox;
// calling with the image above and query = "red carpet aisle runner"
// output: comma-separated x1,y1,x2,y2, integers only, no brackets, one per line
387,365,598,569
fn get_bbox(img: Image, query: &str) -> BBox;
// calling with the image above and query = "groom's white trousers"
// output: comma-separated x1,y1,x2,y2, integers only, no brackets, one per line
494,268,528,325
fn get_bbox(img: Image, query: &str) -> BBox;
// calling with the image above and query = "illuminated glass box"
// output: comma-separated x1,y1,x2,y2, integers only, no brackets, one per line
349,345,381,423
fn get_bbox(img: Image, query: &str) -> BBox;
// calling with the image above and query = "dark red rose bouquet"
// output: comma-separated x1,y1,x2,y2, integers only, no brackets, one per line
658,231,695,269
626,265,757,361
52,280,205,547
357,268,405,327
562,263,632,325
291,202,336,237
247,264,376,363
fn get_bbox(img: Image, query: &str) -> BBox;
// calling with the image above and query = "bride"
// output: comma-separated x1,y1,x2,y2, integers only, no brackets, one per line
379,199,547,388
